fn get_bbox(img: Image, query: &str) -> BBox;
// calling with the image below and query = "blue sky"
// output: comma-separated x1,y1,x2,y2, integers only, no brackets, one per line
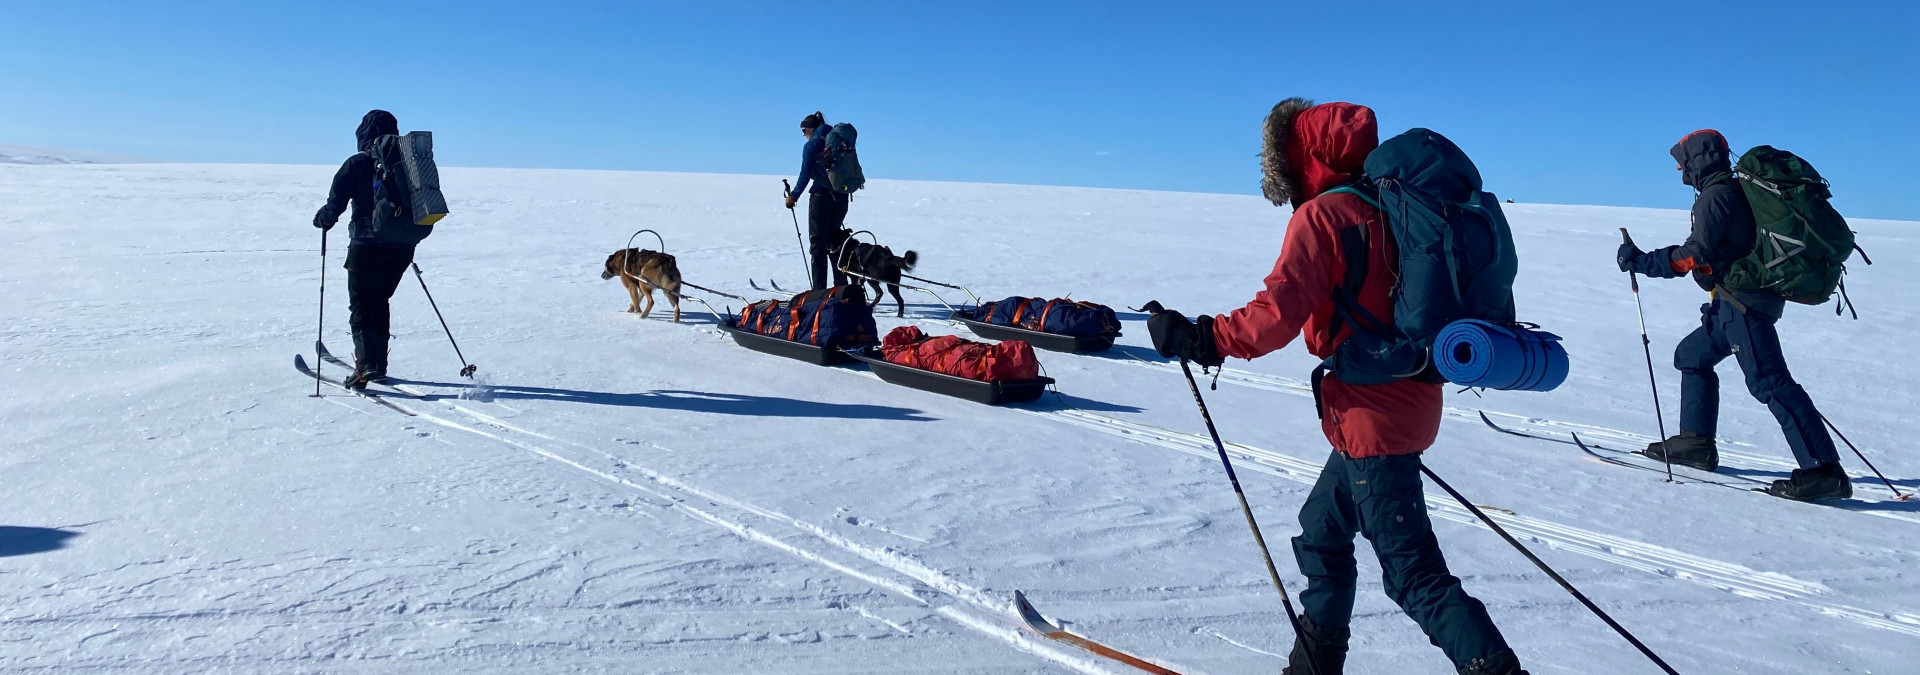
4,1,1915,219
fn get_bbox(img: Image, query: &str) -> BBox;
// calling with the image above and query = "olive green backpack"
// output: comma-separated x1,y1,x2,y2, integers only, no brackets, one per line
1724,145,1868,315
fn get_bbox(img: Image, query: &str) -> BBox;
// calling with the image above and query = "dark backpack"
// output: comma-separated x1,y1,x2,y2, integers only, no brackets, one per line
366,131,446,246
1321,128,1518,385
1724,146,1858,307
819,123,865,194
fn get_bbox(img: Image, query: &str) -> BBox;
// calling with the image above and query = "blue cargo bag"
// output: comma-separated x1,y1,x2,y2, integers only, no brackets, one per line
975,297,1120,338
738,285,878,348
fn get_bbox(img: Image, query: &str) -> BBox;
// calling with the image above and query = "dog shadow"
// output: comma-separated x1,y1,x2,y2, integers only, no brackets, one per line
0,527,80,558
390,381,934,421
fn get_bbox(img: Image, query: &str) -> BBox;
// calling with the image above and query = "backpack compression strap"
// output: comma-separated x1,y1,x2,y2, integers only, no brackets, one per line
1318,185,1392,343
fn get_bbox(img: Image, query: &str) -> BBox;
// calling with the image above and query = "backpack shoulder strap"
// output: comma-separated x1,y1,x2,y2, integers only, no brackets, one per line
1325,224,1388,342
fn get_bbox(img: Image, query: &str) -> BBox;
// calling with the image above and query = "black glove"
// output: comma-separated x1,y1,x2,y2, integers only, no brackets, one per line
1616,240,1644,272
313,206,337,231
1144,302,1223,368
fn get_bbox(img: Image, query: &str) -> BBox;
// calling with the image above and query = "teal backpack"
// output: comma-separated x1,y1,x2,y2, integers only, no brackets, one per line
1321,128,1518,385
819,123,865,194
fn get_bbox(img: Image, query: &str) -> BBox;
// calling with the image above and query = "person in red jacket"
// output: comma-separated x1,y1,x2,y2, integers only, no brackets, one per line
1147,99,1526,675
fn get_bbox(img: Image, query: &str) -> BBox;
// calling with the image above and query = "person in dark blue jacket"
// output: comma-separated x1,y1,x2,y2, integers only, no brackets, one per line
312,109,417,389
1616,129,1848,501
785,111,851,290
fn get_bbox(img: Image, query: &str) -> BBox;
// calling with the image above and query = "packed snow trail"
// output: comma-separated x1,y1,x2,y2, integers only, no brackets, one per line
7,163,1919,673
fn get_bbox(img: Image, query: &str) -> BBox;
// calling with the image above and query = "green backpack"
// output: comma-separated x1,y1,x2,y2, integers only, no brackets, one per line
1723,146,1859,309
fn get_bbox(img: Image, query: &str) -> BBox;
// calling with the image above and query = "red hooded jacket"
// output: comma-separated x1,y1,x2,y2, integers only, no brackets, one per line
1210,102,1442,458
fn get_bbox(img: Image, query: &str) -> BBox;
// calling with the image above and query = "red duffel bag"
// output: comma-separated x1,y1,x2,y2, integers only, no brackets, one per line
880,326,1039,382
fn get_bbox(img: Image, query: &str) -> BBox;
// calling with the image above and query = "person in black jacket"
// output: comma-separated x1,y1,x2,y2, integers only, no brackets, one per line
1616,129,1848,501
785,111,850,290
312,109,417,389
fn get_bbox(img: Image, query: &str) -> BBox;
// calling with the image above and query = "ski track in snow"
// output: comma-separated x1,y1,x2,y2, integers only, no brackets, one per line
374,385,1142,675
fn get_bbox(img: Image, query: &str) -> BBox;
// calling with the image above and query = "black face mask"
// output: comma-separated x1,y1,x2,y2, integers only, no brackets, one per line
1681,169,1694,188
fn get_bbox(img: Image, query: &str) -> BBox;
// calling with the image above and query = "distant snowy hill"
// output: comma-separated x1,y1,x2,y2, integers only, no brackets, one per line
2,162,1915,673
0,143,153,165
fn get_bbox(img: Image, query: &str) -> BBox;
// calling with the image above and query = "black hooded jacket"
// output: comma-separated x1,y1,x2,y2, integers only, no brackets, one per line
316,110,406,248
1637,130,1780,315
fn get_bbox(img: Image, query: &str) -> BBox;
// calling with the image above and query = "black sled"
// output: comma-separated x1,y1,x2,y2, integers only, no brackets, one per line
845,347,1054,406
949,311,1116,353
716,320,864,366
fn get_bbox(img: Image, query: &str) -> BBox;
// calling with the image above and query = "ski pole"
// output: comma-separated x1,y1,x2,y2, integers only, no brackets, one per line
410,262,477,378
783,179,812,288
1822,416,1910,500
1623,229,1675,483
313,228,328,397
1421,465,1681,675
1177,358,1321,675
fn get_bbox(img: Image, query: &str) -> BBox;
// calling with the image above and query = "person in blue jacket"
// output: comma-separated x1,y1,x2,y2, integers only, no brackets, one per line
785,111,851,290
1617,129,1849,501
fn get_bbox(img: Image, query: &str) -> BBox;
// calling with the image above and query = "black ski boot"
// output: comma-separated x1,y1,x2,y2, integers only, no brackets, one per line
1458,648,1530,675
1641,431,1718,471
1768,463,1852,501
349,360,383,390
1280,615,1348,675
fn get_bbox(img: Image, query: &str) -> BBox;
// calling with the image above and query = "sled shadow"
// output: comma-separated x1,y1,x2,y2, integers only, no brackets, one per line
1042,392,1144,414
0,527,80,557
391,381,933,421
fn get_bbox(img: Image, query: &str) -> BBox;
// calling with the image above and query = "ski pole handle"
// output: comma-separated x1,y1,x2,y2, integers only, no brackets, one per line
782,179,793,199
1619,227,1634,247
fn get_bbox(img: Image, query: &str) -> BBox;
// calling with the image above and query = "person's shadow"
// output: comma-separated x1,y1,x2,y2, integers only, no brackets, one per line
0,527,80,557
389,381,935,421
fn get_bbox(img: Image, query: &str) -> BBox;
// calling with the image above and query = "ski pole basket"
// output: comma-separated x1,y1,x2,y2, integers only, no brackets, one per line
844,347,1054,405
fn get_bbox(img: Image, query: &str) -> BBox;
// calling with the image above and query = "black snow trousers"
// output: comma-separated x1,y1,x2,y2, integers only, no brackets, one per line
345,244,416,372
1675,298,1839,469
1292,450,1511,669
807,190,851,291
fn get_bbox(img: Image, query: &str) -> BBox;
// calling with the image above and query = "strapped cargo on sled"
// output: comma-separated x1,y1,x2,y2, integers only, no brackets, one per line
845,326,1054,405
953,297,1122,353
719,285,878,365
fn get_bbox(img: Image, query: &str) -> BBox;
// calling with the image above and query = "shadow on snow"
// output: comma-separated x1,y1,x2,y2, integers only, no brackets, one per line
0,527,80,558
392,381,935,421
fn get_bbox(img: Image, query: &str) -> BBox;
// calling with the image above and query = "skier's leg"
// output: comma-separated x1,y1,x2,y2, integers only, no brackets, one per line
345,245,377,367
1291,450,1360,632
1674,302,1731,436
827,193,851,287
806,196,830,291
362,246,414,374
1726,303,1841,468
1354,452,1510,669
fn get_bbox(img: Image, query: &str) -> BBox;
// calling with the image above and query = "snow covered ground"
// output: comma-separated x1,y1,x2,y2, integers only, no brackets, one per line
2,162,1916,674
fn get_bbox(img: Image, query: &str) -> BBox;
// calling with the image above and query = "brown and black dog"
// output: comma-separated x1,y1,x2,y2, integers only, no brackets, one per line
601,248,683,322
837,241,919,317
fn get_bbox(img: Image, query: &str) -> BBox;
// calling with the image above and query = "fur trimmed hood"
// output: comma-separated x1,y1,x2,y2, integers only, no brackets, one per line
1260,98,1315,207
1261,99,1378,208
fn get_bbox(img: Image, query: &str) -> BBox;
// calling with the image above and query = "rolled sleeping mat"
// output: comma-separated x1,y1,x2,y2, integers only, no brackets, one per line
1433,319,1569,392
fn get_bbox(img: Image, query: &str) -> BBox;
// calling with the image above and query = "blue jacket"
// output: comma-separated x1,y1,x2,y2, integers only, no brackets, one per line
791,124,832,196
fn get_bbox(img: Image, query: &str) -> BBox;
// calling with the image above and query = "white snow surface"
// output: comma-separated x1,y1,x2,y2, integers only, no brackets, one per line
3,163,1917,674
